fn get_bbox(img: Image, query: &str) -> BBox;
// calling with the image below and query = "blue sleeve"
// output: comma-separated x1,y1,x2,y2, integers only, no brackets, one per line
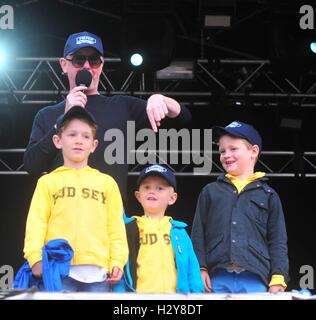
13,261,39,289
184,231,205,293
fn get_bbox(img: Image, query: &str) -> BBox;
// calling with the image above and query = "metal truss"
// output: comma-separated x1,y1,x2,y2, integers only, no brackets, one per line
3,1,313,108
1,57,316,107
1,149,315,178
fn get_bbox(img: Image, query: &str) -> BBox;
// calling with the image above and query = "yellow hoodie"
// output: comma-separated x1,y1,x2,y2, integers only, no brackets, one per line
24,166,128,272
135,216,177,293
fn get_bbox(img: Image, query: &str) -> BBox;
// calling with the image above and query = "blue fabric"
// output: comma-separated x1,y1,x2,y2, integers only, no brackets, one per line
170,220,204,293
211,269,267,293
114,217,204,293
14,239,74,291
213,120,262,150
41,239,74,291
13,262,40,289
137,164,177,191
63,31,104,57
57,106,96,131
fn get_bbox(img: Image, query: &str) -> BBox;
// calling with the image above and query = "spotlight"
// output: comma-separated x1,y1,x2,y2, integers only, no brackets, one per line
121,15,174,71
310,42,316,54
0,50,4,65
0,48,6,69
0,41,15,70
130,53,143,67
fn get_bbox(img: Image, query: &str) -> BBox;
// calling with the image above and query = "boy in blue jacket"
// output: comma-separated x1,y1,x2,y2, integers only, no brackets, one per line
115,164,204,293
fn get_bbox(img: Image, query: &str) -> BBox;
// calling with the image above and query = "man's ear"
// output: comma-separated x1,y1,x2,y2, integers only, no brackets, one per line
52,134,62,149
59,57,67,74
168,191,178,206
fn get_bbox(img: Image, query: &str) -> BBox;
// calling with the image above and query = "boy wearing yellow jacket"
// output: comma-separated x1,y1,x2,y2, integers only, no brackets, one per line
23,106,128,292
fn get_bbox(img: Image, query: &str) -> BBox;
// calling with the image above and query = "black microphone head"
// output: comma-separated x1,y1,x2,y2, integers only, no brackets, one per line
75,69,92,87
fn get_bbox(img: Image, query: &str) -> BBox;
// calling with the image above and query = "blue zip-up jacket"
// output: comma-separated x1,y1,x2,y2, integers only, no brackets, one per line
114,216,204,293
191,175,289,285
14,239,74,291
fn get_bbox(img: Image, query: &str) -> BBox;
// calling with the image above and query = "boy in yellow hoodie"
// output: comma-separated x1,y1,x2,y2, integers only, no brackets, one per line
23,106,128,292
115,164,204,293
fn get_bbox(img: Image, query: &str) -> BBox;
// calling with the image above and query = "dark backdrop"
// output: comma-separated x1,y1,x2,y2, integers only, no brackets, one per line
1,0,316,293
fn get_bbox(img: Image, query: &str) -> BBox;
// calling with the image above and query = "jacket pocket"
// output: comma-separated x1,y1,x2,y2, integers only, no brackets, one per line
247,196,269,227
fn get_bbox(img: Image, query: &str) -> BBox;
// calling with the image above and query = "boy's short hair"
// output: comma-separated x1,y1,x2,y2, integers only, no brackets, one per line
213,120,262,151
137,164,177,191
56,106,97,137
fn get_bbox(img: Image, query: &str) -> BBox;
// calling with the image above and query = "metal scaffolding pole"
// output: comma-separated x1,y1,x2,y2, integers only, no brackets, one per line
1,57,316,106
0,149,315,178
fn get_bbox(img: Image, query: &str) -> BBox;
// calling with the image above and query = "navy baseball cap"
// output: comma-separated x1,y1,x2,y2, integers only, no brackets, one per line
63,31,104,57
137,164,177,191
213,120,262,151
57,106,97,131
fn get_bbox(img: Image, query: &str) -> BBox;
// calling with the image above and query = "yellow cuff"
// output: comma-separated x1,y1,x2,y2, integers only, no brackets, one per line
109,260,125,272
269,275,287,288
27,253,42,268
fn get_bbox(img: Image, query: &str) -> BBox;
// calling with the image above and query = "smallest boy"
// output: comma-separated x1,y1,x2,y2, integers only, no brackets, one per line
22,106,128,292
115,164,204,293
191,120,289,294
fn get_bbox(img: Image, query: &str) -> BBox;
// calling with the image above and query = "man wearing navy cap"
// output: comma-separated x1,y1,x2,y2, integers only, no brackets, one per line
191,120,289,294
23,31,191,202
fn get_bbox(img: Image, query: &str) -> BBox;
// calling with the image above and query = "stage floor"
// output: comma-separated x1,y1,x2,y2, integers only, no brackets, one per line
2,291,315,300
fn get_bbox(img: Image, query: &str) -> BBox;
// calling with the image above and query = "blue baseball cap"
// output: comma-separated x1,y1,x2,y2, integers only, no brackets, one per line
63,31,104,57
213,120,262,151
137,164,177,191
57,106,97,131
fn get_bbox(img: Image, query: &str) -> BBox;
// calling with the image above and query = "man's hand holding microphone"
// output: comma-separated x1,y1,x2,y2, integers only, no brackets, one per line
65,70,92,113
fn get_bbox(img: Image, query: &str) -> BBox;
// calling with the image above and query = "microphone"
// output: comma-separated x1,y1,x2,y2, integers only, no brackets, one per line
75,69,92,89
